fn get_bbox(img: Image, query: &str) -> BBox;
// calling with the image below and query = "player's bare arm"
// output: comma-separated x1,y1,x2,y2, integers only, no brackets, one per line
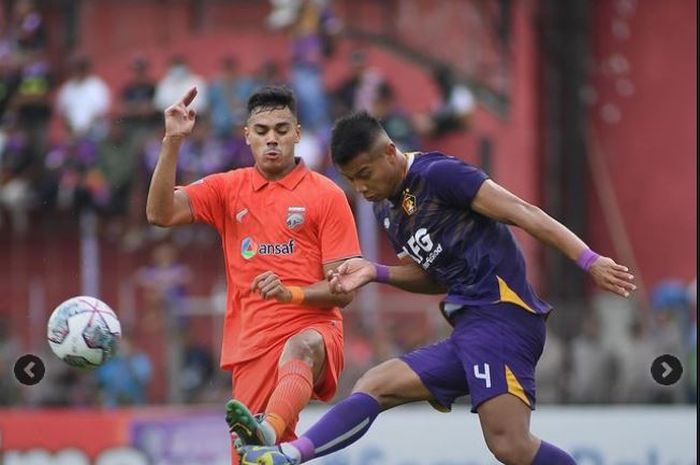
252,258,357,308
471,179,636,297
328,257,446,295
146,87,198,227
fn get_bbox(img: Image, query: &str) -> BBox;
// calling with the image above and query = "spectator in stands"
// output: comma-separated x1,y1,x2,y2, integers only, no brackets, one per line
207,55,255,138
648,280,690,403
8,0,46,56
413,63,476,139
568,311,615,403
0,64,18,122
274,0,339,132
254,59,286,88
0,317,20,405
0,117,34,233
333,50,385,118
220,126,255,172
611,318,656,403
55,54,111,138
120,55,159,136
8,56,52,156
92,120,140,226
154,55,208,115
534,329,566,403
371,81,419,151
42,135,98,211
135,241,192,327
96,334,153,407
181,326,216,403
295,130,326,173
176,117,231,185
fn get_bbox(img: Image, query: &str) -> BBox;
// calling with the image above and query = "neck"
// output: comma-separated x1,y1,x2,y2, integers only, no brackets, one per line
389,151,410,199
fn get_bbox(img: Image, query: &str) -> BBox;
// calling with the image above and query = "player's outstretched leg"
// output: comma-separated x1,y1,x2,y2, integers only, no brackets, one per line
226,400,276,446
239,446,297,465
238,391,382,464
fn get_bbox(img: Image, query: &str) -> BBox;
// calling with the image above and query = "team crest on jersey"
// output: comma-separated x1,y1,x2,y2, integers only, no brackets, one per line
286,206,306,229
402,190,417,216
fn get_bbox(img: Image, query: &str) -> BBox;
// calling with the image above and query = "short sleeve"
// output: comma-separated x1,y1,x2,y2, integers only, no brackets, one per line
179,172,228,231
424,156,488,208
318,185,361,264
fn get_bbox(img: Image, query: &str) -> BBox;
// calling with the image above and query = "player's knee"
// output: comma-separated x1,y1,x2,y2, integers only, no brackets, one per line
282,331,324,366
352,360,409,408
353,365,393,401
486,432,536,465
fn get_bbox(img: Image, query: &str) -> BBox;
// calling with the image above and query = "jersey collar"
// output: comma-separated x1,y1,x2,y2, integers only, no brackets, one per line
252,157,308,191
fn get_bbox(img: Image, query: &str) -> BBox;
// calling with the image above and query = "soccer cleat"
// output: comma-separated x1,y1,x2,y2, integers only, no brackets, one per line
225,399,275,446
231,433,243,449
239,446,297,465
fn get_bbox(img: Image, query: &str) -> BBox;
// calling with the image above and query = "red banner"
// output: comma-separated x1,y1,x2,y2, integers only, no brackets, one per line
0,408,230,465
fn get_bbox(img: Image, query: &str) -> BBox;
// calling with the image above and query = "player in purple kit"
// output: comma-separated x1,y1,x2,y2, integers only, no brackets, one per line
238,111,636,465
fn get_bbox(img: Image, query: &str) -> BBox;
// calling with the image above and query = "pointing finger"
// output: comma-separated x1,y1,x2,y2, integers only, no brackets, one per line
181,86,198,107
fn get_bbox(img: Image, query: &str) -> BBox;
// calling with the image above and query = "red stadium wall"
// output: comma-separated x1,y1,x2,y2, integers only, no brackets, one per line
588,0,697,289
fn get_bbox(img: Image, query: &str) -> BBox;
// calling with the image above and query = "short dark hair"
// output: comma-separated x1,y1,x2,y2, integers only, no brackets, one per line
247,86,297,117
331,111,385,166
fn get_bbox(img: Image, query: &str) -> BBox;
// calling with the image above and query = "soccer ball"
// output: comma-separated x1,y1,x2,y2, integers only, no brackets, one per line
47,296,122,369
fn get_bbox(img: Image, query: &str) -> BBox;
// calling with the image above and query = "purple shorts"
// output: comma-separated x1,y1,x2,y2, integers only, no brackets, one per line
401,302,546,413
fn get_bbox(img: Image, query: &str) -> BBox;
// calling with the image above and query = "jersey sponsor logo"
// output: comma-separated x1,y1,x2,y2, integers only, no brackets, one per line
402,228,443,270
241,237,257,259
286,206,305,229
241,237,296,259
401,190,417,216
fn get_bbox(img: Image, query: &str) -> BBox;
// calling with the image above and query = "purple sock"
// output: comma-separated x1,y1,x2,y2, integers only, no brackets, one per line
289,392,381,462
531,441,577,465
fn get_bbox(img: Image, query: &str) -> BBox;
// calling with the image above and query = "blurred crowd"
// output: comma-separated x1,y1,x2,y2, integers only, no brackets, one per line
0,0,475,246
0,0,695,410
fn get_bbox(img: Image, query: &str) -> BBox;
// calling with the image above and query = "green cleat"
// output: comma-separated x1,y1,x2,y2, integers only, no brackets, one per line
225,399,275,446
239,445,297,465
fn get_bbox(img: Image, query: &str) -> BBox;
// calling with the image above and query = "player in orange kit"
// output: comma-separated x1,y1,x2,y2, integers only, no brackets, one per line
146,85,361,463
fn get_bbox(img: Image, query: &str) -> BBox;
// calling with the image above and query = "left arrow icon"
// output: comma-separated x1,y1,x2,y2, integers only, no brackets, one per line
14,354,45,386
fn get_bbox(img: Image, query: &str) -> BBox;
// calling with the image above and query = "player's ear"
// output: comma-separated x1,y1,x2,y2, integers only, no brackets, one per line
243,126,250,145
295,123,301,143
385,141,397,157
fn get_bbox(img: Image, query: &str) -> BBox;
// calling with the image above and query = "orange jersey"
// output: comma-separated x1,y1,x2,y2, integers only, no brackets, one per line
180,160,361,367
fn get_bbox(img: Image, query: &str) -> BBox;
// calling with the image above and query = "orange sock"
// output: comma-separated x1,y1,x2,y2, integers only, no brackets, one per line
264,359,314,440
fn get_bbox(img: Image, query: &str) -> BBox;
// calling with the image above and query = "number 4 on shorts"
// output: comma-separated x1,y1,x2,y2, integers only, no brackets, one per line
473,363,492,388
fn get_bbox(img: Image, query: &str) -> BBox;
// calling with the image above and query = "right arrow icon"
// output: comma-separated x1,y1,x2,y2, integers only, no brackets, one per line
661,362,672,378
651,354,683,386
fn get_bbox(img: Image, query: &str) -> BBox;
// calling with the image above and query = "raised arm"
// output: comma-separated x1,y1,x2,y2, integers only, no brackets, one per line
471,179,636,297
327,257,447,295
146,87,198,227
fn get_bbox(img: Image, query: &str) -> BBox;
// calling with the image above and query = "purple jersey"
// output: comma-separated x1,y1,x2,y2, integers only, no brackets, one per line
374,151,552,316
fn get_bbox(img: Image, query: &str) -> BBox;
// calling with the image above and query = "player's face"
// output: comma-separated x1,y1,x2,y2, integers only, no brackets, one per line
245,107,301,180
338,142,404,202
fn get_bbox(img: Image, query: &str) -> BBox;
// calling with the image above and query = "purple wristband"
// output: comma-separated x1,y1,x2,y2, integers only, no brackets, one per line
576,249,600,271
374,264,390,283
